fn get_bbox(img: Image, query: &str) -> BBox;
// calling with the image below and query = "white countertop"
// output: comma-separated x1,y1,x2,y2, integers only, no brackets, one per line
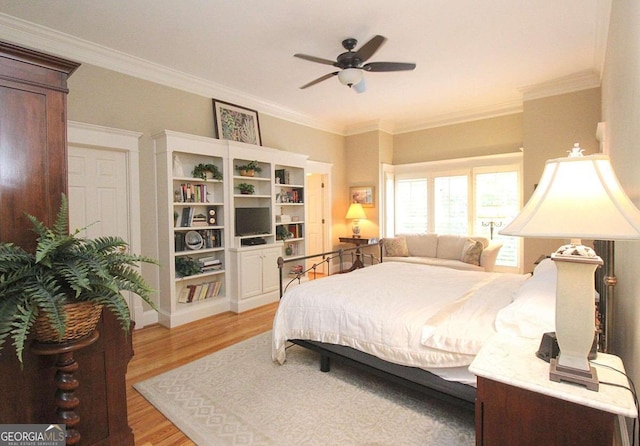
469,334,637,418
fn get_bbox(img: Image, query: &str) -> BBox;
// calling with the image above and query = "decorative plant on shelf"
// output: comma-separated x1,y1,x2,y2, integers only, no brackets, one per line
276,225,293,241
192,163,222,180
0,194,158,365
235,160,262,177
237,183,255,195
175,256,201,278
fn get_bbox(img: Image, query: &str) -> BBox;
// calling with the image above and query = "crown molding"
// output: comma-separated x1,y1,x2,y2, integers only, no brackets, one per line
0,13,606,138
344,120,395,136
394,101,524,134
0,13,345,136
519,70,601,102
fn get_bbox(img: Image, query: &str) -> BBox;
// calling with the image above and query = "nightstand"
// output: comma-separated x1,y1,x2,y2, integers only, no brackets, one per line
338,237,374,271
469,334,636,446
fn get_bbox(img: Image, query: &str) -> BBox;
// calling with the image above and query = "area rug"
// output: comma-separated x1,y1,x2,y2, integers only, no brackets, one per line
134,331,475,445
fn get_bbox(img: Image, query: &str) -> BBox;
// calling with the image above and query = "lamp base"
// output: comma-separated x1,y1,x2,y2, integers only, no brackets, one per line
549,358,599,391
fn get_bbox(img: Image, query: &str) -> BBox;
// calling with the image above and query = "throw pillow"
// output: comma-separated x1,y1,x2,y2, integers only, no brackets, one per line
384,236,409,257
461,239,483,266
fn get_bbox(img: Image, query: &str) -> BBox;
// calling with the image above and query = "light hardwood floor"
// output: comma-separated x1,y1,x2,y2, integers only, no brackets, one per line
126,301,279,446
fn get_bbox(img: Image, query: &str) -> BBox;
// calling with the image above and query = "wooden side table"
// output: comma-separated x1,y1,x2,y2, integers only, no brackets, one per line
339,237,373,271
32,331,100,446
469,334,636,446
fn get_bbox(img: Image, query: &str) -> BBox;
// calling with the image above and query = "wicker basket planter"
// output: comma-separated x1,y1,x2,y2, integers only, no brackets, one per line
239,169,255,177
34,302,103,343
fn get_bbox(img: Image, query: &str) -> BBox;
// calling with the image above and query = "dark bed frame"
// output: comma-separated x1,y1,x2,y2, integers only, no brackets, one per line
277,240,613,411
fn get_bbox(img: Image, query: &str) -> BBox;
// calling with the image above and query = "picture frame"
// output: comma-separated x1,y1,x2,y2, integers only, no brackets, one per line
350,186,374,207
212,99,262,146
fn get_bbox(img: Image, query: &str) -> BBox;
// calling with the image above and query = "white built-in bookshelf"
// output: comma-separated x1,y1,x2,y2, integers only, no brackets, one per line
154,130,309,325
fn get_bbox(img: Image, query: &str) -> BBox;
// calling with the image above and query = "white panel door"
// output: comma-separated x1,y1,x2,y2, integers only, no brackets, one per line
68,146,129,239
306,173,327,274
67,145,131,301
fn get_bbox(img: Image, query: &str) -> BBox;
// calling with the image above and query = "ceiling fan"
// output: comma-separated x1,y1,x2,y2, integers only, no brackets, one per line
294,35,416,93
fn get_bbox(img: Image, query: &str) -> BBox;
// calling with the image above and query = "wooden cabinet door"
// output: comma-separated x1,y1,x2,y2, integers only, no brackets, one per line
476,377,614,446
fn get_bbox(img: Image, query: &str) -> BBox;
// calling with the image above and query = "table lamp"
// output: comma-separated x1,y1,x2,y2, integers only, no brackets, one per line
500,144,640,391
346,203,367,238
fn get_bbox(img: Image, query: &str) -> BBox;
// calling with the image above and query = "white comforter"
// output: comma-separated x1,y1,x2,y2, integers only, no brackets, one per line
273,262,529,370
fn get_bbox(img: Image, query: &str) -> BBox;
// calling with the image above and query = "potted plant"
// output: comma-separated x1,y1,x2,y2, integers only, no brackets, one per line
235,160,262,177
237,183,255,195
192,163,222,180
0,195,158,365
175,256,201,277
276,225,293,241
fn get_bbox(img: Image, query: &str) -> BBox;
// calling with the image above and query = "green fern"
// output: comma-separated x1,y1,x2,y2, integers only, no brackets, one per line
0,194,158,365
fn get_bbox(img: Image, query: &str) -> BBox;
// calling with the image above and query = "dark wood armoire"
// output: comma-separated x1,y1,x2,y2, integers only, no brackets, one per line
0,41,135,445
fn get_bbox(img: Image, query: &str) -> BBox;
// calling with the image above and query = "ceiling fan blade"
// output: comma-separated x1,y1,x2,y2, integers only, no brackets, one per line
299,72,339,89
354,35,387,62
294,53,337,66
363,62,416,72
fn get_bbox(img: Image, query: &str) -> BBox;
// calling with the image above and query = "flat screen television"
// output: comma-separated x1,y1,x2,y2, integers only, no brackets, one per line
235,207,271,236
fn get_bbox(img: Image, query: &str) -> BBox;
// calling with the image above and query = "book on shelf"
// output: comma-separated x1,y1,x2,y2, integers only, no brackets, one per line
289,264,304,275
175,232,185,251
199,256,222,272
179,183,208,203
288,224,300,238
178,280,223,304
192,212,208,226
180,207,194,227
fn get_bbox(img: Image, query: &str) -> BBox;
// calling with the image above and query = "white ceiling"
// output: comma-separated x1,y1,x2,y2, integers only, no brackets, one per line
0,1,608,134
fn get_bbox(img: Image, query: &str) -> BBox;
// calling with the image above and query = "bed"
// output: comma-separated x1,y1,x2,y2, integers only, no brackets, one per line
273,242,612,409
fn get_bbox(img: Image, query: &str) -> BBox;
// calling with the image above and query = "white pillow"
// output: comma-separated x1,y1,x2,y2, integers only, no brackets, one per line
494,259,557,339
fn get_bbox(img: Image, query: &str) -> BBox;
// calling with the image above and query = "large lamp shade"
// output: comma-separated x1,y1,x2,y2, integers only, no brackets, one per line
500,144,640,390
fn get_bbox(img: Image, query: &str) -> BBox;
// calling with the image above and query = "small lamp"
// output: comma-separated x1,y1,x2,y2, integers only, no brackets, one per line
346,203,367,238
500,144,640,390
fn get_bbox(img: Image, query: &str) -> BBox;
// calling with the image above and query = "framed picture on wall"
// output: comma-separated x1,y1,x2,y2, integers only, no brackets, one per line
350,186,374,207
212,99,262,146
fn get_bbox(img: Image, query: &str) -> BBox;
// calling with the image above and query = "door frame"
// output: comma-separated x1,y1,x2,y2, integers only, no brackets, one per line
67,121,146,327
305,160,332,264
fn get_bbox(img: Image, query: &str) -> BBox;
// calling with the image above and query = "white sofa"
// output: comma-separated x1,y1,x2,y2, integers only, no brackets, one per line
381,233,502,272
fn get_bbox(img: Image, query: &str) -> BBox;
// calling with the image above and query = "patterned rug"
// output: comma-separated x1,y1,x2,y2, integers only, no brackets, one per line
134,331,475,445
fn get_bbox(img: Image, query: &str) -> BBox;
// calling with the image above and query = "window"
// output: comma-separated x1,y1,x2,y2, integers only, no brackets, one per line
475,171,520,267
434,175,468,235
395,179,427,233
389,153,522,271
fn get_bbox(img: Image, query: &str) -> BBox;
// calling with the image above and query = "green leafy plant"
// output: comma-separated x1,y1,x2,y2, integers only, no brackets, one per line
0,195,158,364
237,183,255,194
276,225,293,240
235,160,262,174
192,163,222,180
175,256,201,277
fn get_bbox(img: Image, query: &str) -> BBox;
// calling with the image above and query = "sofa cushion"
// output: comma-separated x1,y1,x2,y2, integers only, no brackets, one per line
461,239,483,266
436,234,468,260
384,236,409,257
403,233,438,257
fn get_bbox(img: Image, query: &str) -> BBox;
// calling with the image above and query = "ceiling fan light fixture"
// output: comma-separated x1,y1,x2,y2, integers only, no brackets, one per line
338,68,363,87
353,77,366,94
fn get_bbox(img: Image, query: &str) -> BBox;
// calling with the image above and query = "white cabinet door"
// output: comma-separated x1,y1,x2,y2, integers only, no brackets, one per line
262,247,282,294
239,250,264,299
